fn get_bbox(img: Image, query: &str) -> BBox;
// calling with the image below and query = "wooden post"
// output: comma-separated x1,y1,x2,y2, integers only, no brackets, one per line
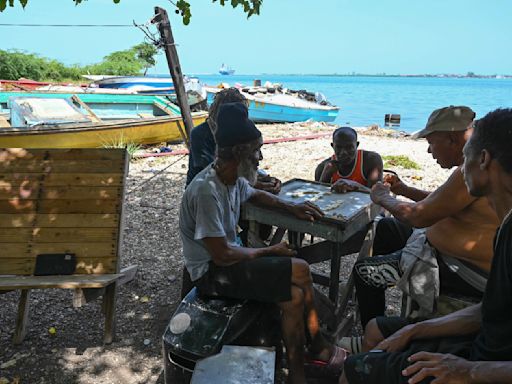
154,7,194,149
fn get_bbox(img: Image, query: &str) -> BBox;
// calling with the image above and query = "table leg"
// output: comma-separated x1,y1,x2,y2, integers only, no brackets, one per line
329,242,341,305
269,227,286,245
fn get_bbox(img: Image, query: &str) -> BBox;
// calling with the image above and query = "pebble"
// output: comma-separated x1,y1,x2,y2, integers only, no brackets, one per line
143,339,151,346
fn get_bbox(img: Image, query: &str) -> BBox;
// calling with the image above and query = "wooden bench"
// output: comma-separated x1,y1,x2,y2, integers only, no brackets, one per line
0,148,136,344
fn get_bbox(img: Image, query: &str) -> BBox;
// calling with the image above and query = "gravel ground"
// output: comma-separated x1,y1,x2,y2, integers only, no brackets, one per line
0,123,450,384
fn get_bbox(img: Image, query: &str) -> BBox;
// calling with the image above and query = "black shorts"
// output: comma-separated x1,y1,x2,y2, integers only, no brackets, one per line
344,316,476,384
195,257,292,303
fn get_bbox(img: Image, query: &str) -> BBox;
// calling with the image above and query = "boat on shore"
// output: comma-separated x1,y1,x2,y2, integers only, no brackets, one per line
205,85,339,123
0,92,207,148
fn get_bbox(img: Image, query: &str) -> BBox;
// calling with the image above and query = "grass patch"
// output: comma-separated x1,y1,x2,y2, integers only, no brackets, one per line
383,155,420,170
102,135,142,157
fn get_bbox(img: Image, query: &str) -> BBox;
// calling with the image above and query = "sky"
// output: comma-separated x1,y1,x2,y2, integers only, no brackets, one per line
0,0,511,75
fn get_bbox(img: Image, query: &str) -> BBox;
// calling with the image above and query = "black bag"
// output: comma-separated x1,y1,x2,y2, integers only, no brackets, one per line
34,253,76,276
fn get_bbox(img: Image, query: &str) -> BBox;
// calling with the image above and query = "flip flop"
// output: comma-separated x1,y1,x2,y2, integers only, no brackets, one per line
304,346,348,378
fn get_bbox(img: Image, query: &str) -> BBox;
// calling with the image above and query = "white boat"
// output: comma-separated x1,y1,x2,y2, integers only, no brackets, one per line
219,64,235,76
205,85,339,123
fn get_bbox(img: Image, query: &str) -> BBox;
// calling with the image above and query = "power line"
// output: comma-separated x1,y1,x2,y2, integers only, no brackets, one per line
0,23,133,28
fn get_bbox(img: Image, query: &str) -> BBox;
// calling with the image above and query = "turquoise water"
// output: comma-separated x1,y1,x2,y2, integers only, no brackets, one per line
192,74,512,133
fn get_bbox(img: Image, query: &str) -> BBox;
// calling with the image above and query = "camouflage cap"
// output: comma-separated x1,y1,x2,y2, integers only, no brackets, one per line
412,106,475,139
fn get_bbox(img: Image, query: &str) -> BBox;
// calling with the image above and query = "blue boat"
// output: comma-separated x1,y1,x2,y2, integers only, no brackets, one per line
91,76,175,94
205,87,339,123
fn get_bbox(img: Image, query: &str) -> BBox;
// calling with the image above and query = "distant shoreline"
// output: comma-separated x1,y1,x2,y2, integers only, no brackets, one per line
185,73,512,79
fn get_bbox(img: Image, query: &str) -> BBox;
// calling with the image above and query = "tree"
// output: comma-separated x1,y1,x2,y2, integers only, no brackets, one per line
84,42,158,76
0,43,158,80
0,0,262,25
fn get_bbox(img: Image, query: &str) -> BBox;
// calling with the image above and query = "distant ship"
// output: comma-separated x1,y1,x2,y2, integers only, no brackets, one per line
219,64,235,76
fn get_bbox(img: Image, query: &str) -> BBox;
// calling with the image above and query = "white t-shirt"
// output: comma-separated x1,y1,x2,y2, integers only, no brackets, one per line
179,164,256,281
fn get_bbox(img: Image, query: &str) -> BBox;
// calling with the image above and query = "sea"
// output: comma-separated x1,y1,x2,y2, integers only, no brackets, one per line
189,74,512,133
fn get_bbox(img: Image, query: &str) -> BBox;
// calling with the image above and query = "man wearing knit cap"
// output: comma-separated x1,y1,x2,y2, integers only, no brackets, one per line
339,106,499,356
179,102,346,383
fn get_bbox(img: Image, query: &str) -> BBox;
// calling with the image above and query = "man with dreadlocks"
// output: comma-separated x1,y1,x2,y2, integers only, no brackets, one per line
180,102,347,383
186,87,281,194
181,88,281,298
314,127,383,193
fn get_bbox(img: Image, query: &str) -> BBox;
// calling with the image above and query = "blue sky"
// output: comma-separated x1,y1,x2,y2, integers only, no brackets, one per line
0,0,511,75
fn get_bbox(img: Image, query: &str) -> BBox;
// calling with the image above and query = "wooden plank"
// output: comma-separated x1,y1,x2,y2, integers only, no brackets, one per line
13,289,31,344
0,160,125,173
0,199,120,214
31,228,117,243
0,173,124,187
0,213,35,227
0,258,33,274
29,243,116,257
0,257,118,275
0,242,115,258
0,244,30,256
0,274,122,289
71,95,102,123
0,199,37,213
0,213,119,228
0,182,40,200
40,186,122,200
0,148,126,161
0,228,32,242
103,282,117,344
72,265,138,307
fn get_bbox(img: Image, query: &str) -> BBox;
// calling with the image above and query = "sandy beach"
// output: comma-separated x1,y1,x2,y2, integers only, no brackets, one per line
0,123,452,384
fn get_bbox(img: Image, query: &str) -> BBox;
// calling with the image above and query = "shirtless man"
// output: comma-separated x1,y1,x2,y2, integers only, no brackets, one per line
350,106,499,333
339,108,512,384
315,127,383,193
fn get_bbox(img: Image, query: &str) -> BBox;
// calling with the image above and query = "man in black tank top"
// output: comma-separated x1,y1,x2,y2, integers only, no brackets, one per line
340,108,512,384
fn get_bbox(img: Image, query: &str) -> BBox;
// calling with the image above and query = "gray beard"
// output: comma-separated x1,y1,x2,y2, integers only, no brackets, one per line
237,157,258,186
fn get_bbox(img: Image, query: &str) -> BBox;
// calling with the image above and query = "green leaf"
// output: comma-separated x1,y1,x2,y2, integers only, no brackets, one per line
19,0,28,7
0,0,7,12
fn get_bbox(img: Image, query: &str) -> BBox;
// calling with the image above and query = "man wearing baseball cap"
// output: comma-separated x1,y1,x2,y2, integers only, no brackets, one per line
339,106,499,356
180,102,346,383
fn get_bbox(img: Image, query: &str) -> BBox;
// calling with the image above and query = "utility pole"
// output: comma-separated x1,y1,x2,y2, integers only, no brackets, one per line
153,7,193,149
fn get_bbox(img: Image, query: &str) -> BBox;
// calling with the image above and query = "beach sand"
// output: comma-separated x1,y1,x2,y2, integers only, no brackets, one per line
0,123,452,384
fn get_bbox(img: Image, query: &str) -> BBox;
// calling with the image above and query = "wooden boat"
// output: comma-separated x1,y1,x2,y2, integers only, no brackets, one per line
0,92,207,148
205,86,339,123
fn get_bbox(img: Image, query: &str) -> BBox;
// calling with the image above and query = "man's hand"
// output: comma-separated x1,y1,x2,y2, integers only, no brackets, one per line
331,179,361,194
370,182,392,204
403,352,473,384
255,175,282,195
268,242,297,257
375,324,415,353
383,172,408,196
289,201,324,222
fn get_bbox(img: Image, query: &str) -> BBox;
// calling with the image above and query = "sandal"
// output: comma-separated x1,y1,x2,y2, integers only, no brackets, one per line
304,346,348,377
337,336,363,354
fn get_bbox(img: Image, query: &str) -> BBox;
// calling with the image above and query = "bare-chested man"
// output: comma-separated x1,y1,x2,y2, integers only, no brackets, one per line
349,106,499,337
339,108,512,384
315,127,383,193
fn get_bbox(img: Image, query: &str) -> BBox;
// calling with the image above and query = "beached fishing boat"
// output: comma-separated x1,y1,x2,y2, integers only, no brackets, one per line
0,92,207,148
205,86,339,123
91,75,175,91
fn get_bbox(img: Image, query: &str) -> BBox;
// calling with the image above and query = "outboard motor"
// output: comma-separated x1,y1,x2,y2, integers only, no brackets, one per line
163,288,281,384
